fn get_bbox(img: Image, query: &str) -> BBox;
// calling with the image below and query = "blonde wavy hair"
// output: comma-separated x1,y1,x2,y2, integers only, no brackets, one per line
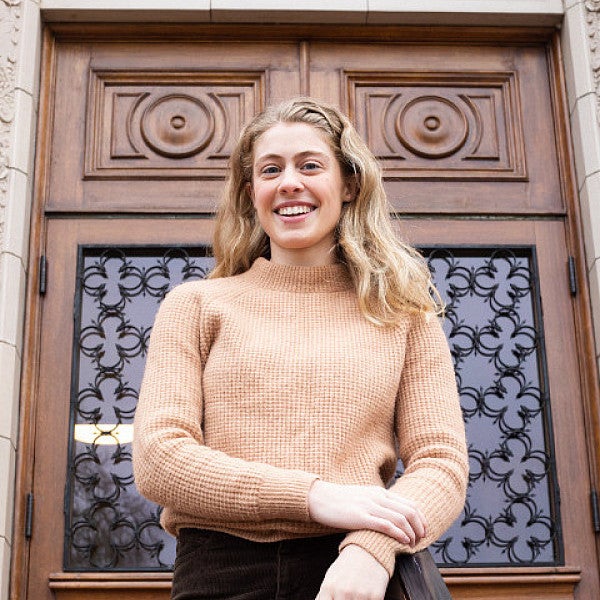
210,97,443,325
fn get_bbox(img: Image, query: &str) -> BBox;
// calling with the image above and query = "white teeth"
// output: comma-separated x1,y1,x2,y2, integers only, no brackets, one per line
277,205,313,216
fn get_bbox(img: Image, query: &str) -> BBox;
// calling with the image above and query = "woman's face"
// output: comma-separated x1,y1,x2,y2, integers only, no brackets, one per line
249,122,353,266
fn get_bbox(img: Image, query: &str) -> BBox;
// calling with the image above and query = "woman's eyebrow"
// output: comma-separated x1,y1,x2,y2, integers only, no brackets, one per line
254,150,330,163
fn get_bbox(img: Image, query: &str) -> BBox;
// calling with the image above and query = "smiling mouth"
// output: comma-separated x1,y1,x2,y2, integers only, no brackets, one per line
275,205,315,216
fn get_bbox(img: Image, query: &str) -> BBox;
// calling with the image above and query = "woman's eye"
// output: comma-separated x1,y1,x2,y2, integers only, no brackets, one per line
301,162,321,171
261,165,280,175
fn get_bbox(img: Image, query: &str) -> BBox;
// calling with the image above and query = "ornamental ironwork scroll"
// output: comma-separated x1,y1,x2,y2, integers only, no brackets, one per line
65,247,213,570
425,247,561,566
65,245,561,570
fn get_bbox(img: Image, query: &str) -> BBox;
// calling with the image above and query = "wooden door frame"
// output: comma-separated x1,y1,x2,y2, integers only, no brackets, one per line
549,31,600,544
23,217,590,599
11,23,600,600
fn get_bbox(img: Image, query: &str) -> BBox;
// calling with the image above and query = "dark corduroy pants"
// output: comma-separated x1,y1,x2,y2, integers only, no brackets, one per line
171,528,346,600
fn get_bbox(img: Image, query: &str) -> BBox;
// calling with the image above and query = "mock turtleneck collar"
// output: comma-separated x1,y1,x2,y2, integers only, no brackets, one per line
246,257,353,293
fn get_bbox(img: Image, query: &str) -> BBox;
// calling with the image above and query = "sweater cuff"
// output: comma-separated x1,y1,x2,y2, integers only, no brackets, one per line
257,470,319,522
339,530,405,578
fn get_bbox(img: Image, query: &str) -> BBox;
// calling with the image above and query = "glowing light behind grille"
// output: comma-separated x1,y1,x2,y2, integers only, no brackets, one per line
73,424,134,445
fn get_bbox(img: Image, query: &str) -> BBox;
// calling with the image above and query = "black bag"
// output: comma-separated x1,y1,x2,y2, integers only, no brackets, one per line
384,549,452,600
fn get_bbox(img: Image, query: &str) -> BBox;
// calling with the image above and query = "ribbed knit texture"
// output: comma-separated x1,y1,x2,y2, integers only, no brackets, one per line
133,257,468,577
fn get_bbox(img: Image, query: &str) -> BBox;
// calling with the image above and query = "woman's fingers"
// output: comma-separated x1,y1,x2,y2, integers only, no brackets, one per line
373,510,418,545
308,481,429,546
379,495,428,540
366,516,412,545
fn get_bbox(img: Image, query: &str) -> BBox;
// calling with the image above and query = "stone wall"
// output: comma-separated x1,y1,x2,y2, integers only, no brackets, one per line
0,0,40,597
563,0,600,374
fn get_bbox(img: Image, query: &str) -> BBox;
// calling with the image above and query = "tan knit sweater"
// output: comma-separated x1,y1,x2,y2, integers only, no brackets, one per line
133,257,468,576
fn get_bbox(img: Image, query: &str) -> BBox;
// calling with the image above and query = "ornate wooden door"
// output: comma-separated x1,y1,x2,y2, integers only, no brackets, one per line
15,25,600,600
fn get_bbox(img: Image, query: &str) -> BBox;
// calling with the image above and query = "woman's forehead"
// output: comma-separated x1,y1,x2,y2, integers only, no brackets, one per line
253,122,334,161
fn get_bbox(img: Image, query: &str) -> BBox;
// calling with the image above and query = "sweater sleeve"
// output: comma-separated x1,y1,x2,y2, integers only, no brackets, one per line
132,283,319,525
339,312,468,576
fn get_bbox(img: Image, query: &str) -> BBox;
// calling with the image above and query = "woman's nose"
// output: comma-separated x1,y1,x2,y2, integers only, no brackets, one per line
278,166,304,194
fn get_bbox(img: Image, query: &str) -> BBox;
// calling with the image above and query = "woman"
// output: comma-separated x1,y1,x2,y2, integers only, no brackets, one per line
133,97,468,600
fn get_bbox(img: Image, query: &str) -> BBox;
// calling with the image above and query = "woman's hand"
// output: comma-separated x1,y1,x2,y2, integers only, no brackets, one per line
308,480,427,546
316,544,390,600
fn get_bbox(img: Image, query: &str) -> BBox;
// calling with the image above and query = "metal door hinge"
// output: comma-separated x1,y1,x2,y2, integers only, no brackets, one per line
568,256,577,296
39,256,47,296
592,489,600,533
25,492,33,539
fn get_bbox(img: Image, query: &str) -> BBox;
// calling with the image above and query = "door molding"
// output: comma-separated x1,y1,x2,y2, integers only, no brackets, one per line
46,566,582,600
11,23,600,600
39,1,564,27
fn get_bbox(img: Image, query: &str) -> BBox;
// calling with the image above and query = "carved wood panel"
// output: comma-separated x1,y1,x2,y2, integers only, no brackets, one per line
46,40,300,212
85,71,263,180
348,72,526,180
47,38,562,212
309,41,562,214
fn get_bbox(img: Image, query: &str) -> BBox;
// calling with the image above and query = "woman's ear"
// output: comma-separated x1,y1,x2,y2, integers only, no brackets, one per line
342,174,359,203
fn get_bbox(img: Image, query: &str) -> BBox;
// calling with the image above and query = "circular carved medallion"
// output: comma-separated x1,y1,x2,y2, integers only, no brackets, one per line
396,96,468,158
141,95,214,158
